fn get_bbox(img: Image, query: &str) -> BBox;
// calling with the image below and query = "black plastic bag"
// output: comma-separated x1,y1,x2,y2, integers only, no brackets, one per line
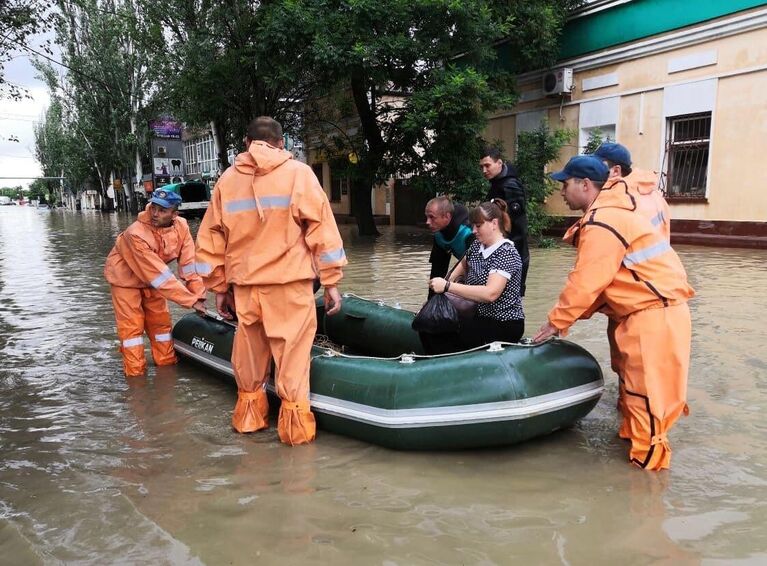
412,293,460,333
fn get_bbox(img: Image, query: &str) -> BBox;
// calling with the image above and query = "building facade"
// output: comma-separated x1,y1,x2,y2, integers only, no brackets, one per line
486,0,767,247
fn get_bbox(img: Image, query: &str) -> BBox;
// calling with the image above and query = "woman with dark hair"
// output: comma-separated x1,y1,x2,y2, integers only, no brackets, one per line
423,198,525,354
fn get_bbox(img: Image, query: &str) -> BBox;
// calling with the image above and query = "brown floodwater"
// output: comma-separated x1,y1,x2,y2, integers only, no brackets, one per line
0,206,765,565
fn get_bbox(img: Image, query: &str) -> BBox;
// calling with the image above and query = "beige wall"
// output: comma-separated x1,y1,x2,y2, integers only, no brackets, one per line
488,22,767,222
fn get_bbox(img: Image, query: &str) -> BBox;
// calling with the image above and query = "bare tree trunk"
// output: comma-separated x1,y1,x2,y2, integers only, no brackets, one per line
350,69,382,236
130,115,142,214
211,120,229,173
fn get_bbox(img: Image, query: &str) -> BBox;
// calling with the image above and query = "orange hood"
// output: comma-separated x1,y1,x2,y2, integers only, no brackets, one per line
590,178,638,213
625,168,660,195
235,141,292,176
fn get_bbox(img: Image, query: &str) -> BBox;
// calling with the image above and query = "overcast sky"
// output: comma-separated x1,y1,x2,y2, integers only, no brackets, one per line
0,36,52,190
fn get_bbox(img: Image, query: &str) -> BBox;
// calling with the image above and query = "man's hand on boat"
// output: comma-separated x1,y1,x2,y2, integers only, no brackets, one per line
533,321,560,343
324,286,342,316
216,290,236,320
192,300,207,315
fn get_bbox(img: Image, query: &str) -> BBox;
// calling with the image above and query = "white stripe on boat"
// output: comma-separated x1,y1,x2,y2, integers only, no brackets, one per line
173,340,604,429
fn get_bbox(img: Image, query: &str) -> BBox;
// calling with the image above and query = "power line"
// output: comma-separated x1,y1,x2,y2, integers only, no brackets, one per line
8,37,112,92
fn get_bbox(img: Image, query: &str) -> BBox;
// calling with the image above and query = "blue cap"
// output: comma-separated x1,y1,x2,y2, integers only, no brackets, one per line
149,189,183,209
593,142,632,169
550,155,609,183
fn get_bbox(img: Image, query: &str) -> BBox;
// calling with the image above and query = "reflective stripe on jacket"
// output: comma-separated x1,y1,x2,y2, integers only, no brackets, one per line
103,209,206,308
195,141,346,293
549,181,694,333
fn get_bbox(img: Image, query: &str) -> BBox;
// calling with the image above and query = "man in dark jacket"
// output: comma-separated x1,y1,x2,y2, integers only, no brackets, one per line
425,196,475,289
480,146,530,295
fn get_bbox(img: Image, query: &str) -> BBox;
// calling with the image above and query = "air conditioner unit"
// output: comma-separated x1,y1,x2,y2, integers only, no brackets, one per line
157,146,167,156
542,67,574,96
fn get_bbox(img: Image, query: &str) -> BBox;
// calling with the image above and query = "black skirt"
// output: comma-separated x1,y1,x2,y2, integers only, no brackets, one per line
420,316,525,355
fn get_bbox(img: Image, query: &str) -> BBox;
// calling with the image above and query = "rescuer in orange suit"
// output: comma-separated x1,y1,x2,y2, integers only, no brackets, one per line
195,116,346,446
104,190,207,377
533,155,694,471
592,142,673,437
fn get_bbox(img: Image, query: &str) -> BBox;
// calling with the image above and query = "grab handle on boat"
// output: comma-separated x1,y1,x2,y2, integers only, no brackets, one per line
204,309,238,328
344,313,367,321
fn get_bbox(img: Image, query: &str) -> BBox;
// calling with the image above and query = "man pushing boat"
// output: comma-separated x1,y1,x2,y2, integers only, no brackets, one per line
104,190,207,377
533,155,694,471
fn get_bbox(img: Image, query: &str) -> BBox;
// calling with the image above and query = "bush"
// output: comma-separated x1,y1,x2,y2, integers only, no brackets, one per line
515,122,574,241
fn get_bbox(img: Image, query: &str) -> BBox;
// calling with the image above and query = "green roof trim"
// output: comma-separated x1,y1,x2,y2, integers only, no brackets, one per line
558,0,767,59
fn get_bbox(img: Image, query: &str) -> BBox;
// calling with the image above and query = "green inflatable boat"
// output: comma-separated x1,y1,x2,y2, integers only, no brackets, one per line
172,295,604,450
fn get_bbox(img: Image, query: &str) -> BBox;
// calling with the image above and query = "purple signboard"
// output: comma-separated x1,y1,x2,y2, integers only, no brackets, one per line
149,117,183,139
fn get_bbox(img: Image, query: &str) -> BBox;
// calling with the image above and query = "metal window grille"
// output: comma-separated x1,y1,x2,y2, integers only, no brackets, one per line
664,112,711,198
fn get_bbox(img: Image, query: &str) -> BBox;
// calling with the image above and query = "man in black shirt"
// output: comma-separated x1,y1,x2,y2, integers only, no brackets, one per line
480,146,530,296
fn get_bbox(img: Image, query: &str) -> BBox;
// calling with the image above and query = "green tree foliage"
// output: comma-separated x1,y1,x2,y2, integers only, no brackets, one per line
0,0,52,100
515,122,574,242
28,178,53,203
33,98,83,203
139,0,319,170
584,127,610,154
34,0,163,210
0,186,24,199
291,0,578,234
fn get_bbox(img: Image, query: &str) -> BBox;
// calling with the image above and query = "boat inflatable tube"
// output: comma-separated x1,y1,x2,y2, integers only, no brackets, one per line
173,295,604,450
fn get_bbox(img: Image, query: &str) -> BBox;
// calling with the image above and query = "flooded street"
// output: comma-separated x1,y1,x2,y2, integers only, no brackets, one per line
1,206,766,565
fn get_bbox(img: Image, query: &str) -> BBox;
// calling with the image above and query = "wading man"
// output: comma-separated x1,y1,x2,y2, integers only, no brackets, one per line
104,190,206,376
591,142,673,433
533,155,694,471
195,116,347,446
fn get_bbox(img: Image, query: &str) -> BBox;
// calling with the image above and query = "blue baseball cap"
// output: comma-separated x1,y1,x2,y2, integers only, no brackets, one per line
593,142,632,169
550,155,609,183
149,189,183,209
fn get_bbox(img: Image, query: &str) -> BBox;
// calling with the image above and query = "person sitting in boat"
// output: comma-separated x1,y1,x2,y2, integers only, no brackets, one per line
424,199,525,353
425,196,475,296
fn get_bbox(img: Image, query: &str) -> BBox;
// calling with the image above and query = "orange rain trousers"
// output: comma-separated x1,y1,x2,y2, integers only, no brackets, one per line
110,286,177,376
612,303,691,471
230,280,317,446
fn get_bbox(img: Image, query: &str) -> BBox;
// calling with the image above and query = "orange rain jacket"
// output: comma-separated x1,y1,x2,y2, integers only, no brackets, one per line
552,181,693,470
195,141,346,291
551,181,694,333
104,209,206,307
195,141,346,445
624,169,671,242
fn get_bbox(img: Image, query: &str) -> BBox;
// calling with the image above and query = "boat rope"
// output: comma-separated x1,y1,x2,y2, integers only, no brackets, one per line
341,292,404,309
311,337,551,363
203,300,555,363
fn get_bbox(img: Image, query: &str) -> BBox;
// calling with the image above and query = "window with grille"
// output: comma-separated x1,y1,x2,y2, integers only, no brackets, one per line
664,112,711,199
184,134,218,176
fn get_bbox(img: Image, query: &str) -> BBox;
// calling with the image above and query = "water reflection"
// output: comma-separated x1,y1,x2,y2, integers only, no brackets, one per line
0,207,766,563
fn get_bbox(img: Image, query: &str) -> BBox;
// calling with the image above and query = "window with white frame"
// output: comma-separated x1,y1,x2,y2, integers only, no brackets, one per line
664,112,711,199
184,134,218,176
580,125,616,153
578,97,618,152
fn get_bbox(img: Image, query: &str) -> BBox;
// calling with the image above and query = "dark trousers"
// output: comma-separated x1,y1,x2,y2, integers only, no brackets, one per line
420,316,525,355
